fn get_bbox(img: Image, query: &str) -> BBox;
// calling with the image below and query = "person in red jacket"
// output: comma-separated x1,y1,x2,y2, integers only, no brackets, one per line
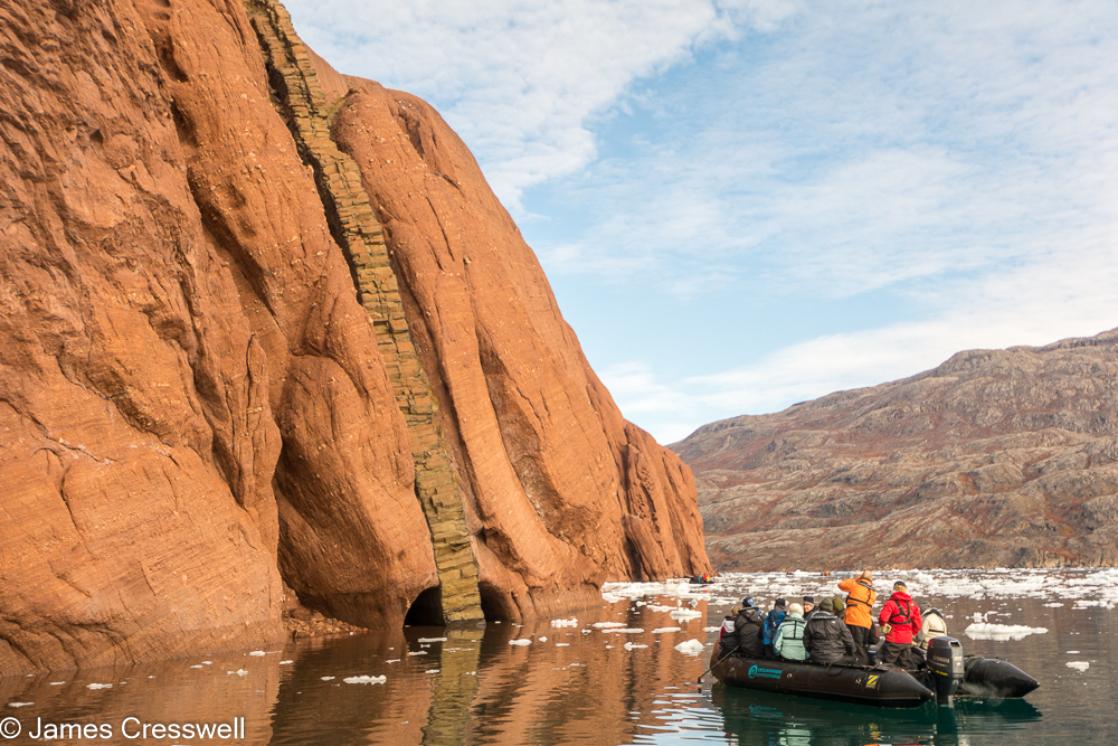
878,581,922,668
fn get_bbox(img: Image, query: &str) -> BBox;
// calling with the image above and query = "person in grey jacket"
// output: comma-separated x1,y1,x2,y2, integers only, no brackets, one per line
803,598,858,665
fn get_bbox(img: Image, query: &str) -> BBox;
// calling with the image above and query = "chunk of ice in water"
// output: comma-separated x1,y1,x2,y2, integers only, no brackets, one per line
417,637,447,643
7,702,34,708
87,683,113,689
247,650,266,657
963,623,1047,641
343,675,386,685
674,639,705,655
550,618,578,627
652,627,682,634
320,676,336,681
591,622,626,629
508,639,532,646
624,642,648,650
1066,661,1090,672
670,608,702,621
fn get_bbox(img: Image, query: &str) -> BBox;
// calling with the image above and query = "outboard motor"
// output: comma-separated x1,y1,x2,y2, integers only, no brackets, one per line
925,636,965,705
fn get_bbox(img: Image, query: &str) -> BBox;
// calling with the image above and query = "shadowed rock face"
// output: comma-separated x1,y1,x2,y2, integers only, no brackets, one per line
675,329,1118,571
0,0,708,674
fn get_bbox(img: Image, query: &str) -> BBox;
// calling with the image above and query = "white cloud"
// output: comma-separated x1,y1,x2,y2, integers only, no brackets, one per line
286,0,794,211
288,0,1118,443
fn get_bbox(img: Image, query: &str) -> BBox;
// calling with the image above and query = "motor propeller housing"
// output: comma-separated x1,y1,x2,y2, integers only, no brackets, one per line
926,635,965,704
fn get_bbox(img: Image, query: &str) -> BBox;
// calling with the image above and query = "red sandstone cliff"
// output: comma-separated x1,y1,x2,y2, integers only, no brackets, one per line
0,0,709,674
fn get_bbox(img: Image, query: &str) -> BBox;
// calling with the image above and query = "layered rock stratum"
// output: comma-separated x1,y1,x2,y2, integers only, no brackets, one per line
675,329,1118,571
0,0,709,674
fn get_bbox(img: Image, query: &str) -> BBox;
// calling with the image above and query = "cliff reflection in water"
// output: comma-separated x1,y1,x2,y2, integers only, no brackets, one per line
4,574,1117,745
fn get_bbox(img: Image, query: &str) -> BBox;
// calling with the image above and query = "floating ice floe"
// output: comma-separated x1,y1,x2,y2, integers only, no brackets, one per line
703,626,721,633
343,675,386,685
7,702,34,708
190,664,204,669
674,639,706,656
226,669,248,677
425,669,440,674
550,618,579,628
651,627,682,634
1066,661,1090,672
591,622,627,629
964,623,1048,641
279,660,293,665
602,628,644,634
538,636,548,642
87,683,113,690
406,651,427,656
247,650,266,657
321,676,336,681
555,643,570,648
417,637,447,643
1067,650,1080,654
670,608,702,621
48,682,66,686
508,639,532,646
624,642,648,650
1044,602,1064,608
385,659,401,664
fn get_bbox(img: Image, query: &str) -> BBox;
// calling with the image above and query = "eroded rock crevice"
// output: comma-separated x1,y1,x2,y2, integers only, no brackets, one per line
244,0,483,623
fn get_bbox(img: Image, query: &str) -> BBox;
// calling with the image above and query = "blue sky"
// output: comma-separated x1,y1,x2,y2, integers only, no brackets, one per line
288,0,1118,443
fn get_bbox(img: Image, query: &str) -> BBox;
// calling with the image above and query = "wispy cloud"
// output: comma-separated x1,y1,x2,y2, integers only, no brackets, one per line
290,0,1118,444
287,0,795,211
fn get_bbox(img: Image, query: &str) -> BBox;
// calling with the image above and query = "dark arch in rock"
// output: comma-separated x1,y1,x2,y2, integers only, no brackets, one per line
404,585,445,627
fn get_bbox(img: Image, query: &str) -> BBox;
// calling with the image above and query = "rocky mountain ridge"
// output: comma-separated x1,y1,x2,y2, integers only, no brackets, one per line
675,329,1118,571
0,0,709,674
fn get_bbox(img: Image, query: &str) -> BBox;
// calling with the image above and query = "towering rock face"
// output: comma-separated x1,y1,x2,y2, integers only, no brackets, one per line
675,329,1118,571
0,0,708,674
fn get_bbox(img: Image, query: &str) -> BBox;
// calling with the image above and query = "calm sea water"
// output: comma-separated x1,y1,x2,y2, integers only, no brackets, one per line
2,569,1115,745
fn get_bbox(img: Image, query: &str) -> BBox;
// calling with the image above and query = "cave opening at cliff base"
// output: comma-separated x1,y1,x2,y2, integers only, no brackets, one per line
404,586,445,626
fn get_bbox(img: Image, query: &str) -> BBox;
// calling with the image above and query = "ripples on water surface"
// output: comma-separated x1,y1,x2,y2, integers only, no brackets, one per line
2,569,1116,744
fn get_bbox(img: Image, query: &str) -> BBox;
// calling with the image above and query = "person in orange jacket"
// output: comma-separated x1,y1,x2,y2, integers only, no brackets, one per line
837,569,877,663
878,580,923,668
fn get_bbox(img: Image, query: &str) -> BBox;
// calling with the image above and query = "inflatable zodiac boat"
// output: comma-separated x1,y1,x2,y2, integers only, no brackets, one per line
711,636,1038,707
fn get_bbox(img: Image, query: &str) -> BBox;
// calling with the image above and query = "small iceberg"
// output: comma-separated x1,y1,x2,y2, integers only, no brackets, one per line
320,676,336,681
86,683,113,690
508,639,532,646
7,702,34,708
591,621,626,629
674,639,705,655
550,618,579,628
247,650,267,657
343,675,386,685
652,627,682,634
623,642,648,650
1066,661,1090,672
964,623,1048,641
226,669,248,677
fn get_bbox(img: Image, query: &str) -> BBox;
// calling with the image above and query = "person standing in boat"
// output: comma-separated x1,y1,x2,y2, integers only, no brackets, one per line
773,602,808,661
838,569,877,663
879,580,923,668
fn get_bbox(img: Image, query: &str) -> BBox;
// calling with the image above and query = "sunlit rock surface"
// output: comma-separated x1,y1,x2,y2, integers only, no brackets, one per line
0,0,708,674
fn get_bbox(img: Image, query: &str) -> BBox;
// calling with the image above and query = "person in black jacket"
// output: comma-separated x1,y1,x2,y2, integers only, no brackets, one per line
724,597,766,658
803,601,858,666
